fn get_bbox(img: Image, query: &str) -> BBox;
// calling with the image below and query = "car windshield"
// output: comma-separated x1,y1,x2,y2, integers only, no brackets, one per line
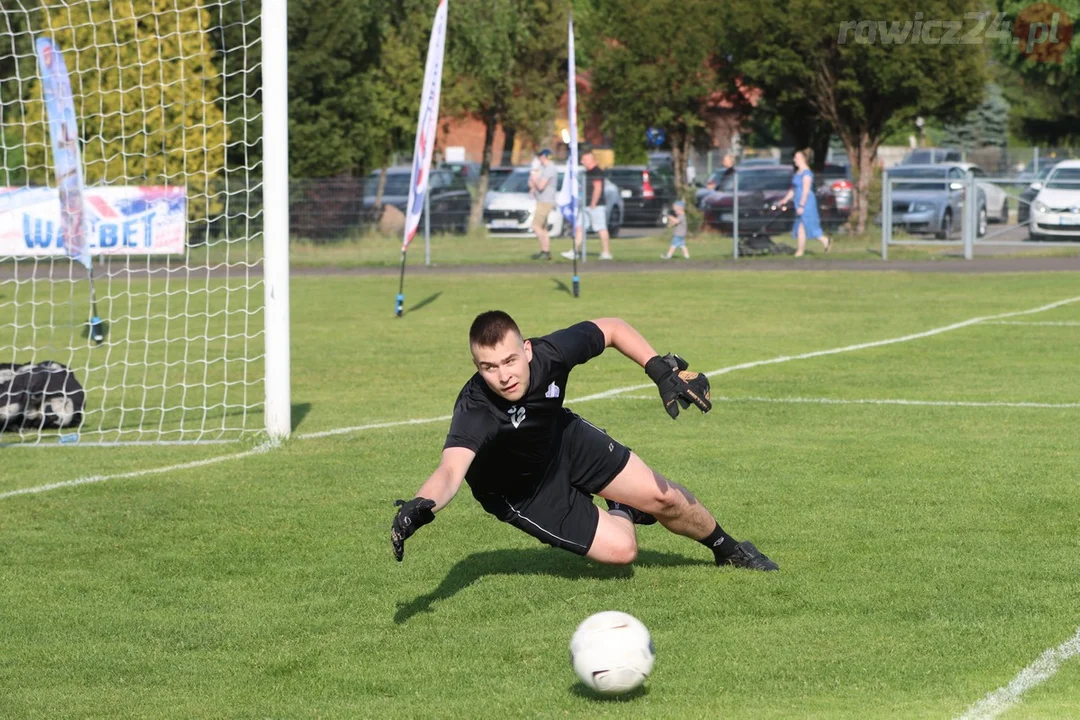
719,169,791,192
364,173,411,196
499,169,532,193
1045,167,1080,190
889,168,950,191
487,170,513,191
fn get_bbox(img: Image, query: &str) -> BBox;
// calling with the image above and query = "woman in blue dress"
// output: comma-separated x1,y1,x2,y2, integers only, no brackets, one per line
778,148,832,257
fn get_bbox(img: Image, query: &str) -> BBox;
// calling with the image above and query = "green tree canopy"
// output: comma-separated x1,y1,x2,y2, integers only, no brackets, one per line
10,0,226,223
583,0,738,194
443,0,567,227
725,0,989,232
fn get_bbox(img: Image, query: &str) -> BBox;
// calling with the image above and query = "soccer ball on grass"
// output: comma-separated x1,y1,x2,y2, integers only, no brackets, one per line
570,611,655,695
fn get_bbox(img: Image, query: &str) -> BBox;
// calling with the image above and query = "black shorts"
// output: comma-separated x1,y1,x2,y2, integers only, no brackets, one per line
472,411,632,555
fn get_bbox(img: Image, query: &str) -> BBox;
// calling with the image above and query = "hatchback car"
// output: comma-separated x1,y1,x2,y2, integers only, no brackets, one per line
1028,160,1080,241
607,166,676,226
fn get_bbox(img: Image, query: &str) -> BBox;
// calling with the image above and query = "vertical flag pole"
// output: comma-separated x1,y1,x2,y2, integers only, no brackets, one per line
35,38,104,343
397,0,447,317
557,12,580,298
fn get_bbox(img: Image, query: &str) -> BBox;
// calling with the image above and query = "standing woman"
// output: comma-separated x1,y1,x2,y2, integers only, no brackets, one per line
778,148,831,257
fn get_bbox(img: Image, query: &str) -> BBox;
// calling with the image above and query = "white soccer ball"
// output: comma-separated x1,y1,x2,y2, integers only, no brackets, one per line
570,611,655,695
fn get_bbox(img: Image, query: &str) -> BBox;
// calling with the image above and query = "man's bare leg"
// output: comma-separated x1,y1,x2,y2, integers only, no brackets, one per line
597,453,778,570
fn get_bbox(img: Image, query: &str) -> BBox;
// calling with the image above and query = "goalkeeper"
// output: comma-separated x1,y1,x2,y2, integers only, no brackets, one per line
391,311,778,571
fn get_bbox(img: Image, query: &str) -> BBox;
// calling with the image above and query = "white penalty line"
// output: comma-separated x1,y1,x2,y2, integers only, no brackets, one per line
617,395,1080,409
956,627,1080,720
569,295,1080,404
4,294,1080,501
983,320,1080,327
0,439,280,501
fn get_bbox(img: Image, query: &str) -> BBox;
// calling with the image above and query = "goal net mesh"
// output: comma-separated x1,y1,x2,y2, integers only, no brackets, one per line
0,0,266,445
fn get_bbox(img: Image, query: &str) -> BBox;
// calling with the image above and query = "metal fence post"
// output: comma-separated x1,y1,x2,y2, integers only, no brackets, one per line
963,171,975,260
424,185,431,266
881,171,890,260
732,170,740,259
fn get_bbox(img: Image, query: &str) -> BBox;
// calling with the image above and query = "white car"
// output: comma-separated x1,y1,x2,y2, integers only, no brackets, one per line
1029,160,1080,241
483,165,623,237
955,162,1009,223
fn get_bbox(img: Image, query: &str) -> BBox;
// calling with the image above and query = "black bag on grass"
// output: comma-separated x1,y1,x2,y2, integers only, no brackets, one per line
0,362,85,432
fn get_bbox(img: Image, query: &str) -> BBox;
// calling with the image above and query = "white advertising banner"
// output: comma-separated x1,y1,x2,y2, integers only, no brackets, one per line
0,186,186,257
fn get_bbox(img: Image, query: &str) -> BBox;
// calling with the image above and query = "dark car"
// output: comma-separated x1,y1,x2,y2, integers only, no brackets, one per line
607,166,677,226
1017,162,1062,225
363,167,472,233
700,165,850,234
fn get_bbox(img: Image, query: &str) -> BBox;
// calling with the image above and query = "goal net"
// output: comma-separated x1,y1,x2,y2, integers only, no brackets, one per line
0,0,289,445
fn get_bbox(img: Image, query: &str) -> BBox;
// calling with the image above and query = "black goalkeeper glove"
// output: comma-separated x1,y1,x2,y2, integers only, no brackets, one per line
391,497,436,562
645,353,712,420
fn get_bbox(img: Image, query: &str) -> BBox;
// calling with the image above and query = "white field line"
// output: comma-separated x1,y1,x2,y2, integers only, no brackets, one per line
0,439,279,501
617,395,1080,409
984,321,1080,327
956,627,1080,720
4,293,1080,501
570,294,1080,404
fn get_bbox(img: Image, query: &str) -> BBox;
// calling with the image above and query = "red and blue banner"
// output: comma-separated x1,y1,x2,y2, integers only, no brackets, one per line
34,37,91,270
402,0,448,250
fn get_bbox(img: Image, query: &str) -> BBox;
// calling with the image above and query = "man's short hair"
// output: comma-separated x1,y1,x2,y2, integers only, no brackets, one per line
469,310,522,348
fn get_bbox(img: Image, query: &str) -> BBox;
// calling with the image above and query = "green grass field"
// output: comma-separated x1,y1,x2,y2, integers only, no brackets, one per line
3,269,1080,718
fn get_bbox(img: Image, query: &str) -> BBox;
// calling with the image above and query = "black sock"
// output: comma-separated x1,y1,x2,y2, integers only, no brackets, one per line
699,522,738,559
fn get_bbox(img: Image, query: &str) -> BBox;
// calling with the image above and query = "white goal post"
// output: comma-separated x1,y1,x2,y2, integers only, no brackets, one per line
0,0,290,445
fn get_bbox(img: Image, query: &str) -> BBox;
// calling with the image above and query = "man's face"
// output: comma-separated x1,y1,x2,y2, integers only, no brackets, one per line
472,331,533,402
539,154,550,165
582,152,596,169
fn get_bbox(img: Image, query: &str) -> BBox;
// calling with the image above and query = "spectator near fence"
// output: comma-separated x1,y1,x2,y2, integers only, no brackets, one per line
529,149,558,260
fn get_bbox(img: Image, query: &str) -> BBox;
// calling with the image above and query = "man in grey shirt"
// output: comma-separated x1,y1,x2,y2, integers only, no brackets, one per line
529,149,558,260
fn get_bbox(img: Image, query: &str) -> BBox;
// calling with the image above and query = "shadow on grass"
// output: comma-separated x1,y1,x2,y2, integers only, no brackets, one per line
569,683,649,702
407,291,443,314
291,402,311,431
394,547,702,624
551,278,572,295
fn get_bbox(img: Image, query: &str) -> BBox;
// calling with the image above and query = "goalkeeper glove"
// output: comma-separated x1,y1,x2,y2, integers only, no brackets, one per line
645,353,712,420
391,497,436,562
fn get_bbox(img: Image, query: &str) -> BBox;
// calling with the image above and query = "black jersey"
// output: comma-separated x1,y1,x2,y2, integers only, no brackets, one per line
443,321,606,497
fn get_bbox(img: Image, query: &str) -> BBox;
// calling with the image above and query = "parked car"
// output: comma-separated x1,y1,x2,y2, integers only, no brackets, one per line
481,166,516,207
363,167,471,232
955,162,1009,223
900,147,962,165
877,164,986,239
700,165,850,235
1017,162,1062,224
483,165,624,237
1028,160,1080,241
608,165,677,226
440,161,482,188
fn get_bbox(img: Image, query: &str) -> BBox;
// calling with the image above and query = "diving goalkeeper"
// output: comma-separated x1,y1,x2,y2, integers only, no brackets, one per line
391,311,778,571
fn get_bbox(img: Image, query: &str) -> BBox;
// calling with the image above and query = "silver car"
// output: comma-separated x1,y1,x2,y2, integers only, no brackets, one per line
878,164,987,239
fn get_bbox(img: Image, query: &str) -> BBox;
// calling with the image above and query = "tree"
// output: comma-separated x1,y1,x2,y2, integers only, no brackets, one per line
443,0,567,228
13,0,227,224
582,0,739,194
993,0,1080,143
725,0,989,232
943,83,1010,150
286,0,385,178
